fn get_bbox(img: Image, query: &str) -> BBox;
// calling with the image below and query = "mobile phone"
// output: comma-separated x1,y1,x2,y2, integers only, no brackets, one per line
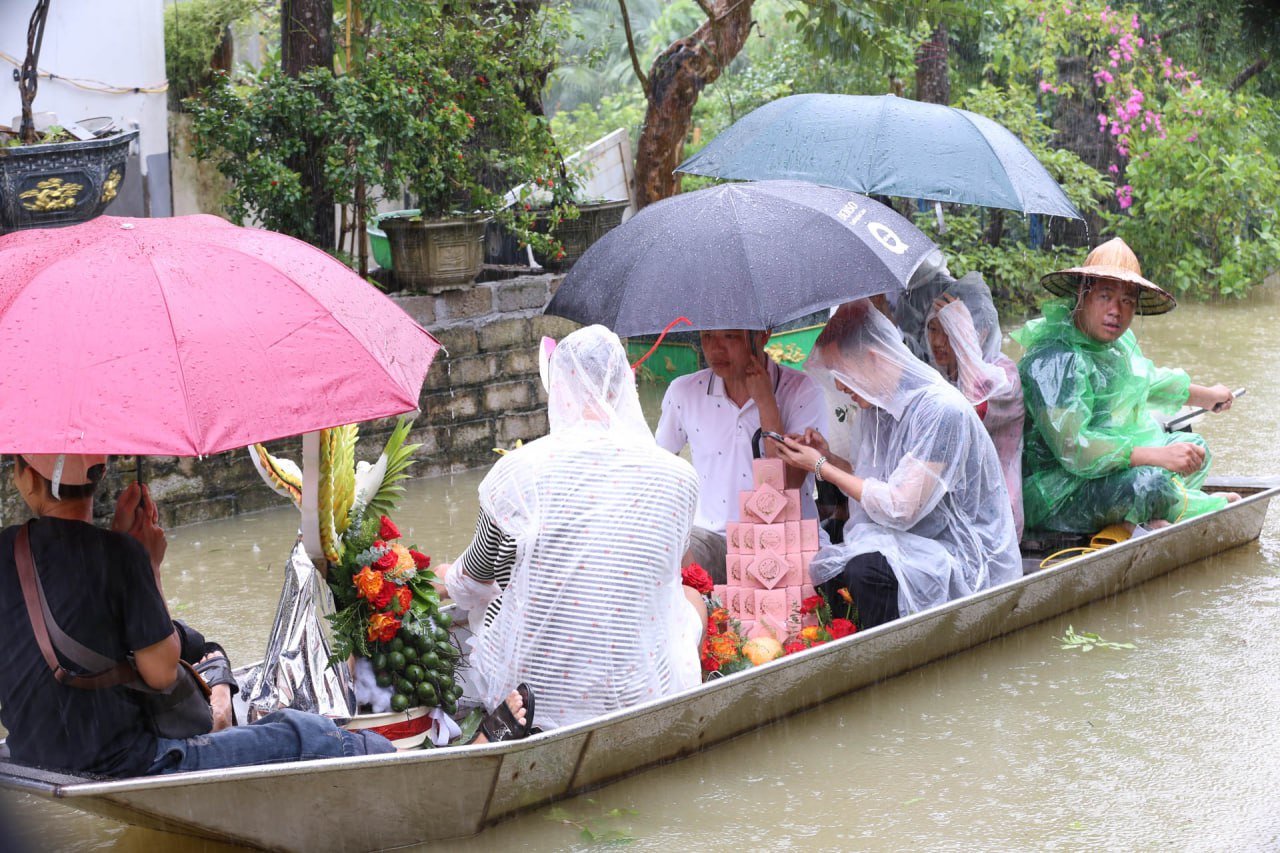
760,430,788,443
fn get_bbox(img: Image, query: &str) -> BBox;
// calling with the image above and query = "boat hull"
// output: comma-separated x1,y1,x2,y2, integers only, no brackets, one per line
1,481,1274,852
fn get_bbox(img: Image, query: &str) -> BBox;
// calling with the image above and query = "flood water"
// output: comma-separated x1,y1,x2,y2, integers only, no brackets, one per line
8,286,1280,852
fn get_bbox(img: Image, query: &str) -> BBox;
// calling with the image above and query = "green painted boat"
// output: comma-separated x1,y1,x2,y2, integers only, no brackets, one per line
626,321,826,383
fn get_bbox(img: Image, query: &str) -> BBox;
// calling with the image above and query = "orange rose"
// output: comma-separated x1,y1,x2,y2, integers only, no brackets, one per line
799,626,822,642
353,566,384,601
367,611,401,643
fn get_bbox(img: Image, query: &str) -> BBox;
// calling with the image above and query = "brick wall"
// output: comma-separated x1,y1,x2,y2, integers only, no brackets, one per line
0,273,579,528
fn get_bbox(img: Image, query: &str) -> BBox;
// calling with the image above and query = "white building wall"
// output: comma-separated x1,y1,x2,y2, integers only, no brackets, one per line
0,0,171,216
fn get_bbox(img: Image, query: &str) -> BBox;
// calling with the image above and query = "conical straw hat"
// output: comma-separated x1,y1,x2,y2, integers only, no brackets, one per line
1040,237,1176,315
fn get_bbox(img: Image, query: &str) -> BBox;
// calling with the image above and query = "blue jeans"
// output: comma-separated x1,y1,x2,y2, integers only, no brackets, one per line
147,708,395,775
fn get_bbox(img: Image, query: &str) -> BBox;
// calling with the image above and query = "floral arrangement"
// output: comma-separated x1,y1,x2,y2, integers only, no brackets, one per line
327,511,463,714
684,567,861,676
783,589,857,656
701,605,754,676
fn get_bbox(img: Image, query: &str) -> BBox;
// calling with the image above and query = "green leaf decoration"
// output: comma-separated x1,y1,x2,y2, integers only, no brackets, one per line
367,415,422,519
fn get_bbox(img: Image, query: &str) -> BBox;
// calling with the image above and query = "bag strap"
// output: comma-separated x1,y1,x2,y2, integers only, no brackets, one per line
14,522,137,690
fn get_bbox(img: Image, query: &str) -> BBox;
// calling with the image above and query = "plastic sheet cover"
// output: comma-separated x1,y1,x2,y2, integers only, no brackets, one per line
1013,297,1225,532
241,541,355,722
805,301,1022,615
468,325,702,728
925,275,1025,537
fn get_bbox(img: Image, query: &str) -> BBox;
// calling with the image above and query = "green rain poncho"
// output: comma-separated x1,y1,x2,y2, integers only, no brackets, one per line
1014,298,1226,534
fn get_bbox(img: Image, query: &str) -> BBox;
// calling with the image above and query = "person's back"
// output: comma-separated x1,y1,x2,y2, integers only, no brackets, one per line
472,428,699,728
0,517,172,776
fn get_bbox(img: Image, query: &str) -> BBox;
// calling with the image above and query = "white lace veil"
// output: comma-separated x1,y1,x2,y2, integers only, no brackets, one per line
471,325,700,728
804,300,1022,615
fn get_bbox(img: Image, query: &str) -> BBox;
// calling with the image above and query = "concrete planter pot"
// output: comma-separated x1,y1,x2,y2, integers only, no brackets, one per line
0,130,137,234
531,198,630,271
382,213,490,293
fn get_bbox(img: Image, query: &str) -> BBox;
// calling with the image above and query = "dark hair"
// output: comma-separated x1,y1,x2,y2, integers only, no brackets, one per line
13,455,106,501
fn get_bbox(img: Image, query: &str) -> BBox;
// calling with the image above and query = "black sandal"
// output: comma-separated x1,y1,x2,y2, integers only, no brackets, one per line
474,682,535,743
194,643,239,725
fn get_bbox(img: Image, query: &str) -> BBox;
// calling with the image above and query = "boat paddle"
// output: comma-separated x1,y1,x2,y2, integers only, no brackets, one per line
1164,387,1246,432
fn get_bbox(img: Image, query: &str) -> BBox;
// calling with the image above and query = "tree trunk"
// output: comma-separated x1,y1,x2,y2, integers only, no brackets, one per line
1230,57,1270,93
914,22,949,105
281,0,335,250
1048,54,1111,245
633,0,757,209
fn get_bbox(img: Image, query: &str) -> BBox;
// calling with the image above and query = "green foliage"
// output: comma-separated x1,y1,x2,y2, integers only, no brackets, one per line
163,0,257,105
955,83,1114,216
1055,624,1136,651
365,416,422,521
546,798,639,845
987,0,1280,299
1105,86,1280,298
189,3,572,252
551,92,648,154
913,209,1087,312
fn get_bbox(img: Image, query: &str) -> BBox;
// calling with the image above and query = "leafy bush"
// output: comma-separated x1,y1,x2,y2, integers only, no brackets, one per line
163,0,256,106
189,5,570,253
1104,86,1280,298
911,209,1086,314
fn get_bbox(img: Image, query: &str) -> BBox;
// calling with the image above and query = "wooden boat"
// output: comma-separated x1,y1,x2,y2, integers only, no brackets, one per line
1,478,1274,852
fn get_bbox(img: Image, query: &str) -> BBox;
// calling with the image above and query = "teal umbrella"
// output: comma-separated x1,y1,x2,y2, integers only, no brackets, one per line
677,94,1084,221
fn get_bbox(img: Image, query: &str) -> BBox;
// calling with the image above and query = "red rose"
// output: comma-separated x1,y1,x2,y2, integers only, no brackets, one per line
393,586,414,615
700,654,721,672
828,618,856,639
374,549,398,572
371,583,395,610
379,516,401,540
800,594,824,616
681,563,714,595
409,549,431,570
783,641,806,655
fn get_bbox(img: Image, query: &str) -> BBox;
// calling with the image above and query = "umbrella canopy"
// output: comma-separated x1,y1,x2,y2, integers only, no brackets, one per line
677,93,1084,221
545,180,939,337
0,215,440,456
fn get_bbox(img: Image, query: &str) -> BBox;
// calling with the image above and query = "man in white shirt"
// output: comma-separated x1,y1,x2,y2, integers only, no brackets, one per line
655,329,828,582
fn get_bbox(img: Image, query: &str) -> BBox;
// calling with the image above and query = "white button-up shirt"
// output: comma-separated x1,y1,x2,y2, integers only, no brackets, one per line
655,360,828,536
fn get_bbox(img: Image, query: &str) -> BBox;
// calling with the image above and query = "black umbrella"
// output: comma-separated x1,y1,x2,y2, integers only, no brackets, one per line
545,181,939,337
676,94,1084,220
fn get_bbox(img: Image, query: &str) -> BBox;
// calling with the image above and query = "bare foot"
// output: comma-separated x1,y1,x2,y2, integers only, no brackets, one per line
1147,519,1172,530
1223,492,1242,503
472,688,526,745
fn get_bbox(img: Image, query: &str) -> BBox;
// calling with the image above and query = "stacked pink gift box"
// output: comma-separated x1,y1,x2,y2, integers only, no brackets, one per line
714,457,820,642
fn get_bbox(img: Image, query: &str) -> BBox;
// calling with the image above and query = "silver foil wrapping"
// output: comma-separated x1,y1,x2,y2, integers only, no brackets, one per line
241,541,355,722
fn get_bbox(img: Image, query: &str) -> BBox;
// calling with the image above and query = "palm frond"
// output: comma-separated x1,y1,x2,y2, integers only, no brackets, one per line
366,416,422,519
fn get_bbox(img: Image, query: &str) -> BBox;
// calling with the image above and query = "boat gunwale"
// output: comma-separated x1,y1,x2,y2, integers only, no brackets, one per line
1,479,1274,803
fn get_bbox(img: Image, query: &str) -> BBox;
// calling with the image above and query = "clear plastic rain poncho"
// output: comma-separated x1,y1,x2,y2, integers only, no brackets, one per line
806,302,1023,615
1013,298,1226,533
924,275,1025,538
895,254,954,361
467,325,702,729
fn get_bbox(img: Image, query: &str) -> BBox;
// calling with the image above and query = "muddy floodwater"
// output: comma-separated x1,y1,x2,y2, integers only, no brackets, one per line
8,287,1280,852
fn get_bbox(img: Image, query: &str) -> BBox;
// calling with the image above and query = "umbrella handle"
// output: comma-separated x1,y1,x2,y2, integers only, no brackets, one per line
630,317,692,371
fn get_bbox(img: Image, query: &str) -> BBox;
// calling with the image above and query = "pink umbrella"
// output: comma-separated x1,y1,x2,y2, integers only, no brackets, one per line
0,215,439,455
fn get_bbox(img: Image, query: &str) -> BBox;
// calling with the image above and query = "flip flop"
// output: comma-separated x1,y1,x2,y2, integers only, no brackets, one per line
193,644,239,696
475,683,535,743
